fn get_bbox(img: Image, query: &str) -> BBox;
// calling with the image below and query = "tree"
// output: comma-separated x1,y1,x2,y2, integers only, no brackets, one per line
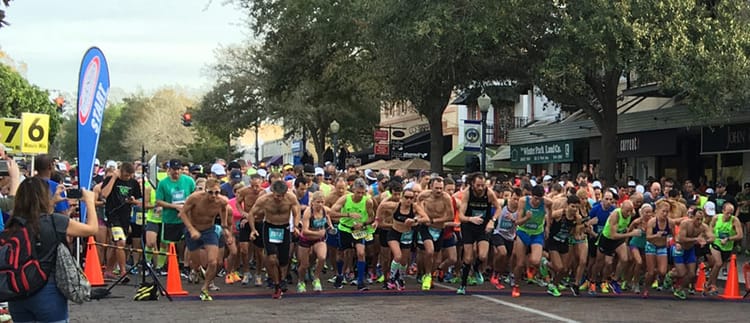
0,1,11,29
240,0,381,164
511,0,750,184
0,63,63,143
56,102,128,161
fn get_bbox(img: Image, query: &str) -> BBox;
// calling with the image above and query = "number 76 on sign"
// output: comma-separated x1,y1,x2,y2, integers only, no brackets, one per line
0,113,50,154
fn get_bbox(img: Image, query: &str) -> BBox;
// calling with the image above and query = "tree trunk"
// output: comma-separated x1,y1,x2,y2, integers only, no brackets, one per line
597,116,618,187
314,129,326,165
423,93,448,174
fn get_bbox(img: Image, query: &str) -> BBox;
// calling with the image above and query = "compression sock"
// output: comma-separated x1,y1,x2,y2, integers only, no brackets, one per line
461,263,471,286
357,261,366,286
390,261,400,281
157,253,166,268
336,260,344,277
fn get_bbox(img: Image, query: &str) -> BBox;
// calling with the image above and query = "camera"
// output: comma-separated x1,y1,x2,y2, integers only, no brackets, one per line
66,188,83,199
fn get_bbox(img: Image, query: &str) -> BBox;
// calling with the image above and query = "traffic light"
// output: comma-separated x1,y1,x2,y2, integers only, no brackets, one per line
181,112,192,127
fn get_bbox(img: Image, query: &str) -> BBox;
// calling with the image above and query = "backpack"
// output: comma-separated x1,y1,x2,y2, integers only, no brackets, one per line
55,242,90,304
0,217,50,301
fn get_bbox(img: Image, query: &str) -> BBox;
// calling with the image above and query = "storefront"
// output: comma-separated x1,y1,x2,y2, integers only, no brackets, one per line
701,123,750,190
511,139,585,175
589,129,680,182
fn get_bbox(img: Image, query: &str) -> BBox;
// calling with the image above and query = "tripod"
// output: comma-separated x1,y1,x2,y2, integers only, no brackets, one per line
105,145,171,301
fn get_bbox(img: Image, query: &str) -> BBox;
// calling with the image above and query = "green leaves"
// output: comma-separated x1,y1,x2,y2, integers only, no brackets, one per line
0,63,62,143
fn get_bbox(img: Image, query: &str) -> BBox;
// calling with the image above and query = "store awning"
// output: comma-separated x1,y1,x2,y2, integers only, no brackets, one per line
443,145,498,169
490,145,511,161
261,155,284,166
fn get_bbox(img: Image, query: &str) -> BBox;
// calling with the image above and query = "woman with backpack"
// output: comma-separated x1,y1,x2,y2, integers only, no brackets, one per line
5,177,99,322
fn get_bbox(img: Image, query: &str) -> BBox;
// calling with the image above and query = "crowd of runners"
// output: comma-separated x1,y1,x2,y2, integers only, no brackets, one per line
47,157,749,301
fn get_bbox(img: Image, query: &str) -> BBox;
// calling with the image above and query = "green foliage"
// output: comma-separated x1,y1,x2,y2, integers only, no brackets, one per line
56,102,127,161
0,63,63,143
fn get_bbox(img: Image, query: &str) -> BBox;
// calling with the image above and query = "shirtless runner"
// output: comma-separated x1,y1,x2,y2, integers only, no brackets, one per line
416,177,454,290
672,208,713,299
180,178,230,301
236,174,266,286
249,180,302,299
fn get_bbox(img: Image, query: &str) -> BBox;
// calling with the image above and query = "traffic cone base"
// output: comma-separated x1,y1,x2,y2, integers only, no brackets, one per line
165,242,189,296
83,236,105,287
720,254,741,300
694,262,706,293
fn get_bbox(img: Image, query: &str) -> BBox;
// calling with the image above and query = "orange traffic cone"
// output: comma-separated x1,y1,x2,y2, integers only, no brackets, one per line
165,243,188,296
694,262,706,293
83,236,105,287
720,254,741,300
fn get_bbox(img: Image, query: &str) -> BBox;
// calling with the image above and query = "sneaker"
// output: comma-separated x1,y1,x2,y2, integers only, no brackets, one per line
200,289,213,301
327,276,337,284
208,282,220,291
456,286,466,295
255,276,263,287
357,284,369,291
313,278,323,292
468,276,477,286
547,284,561,297
242,273,251,285
651,280,659,289
620,281,629,292
216,268,226,278
589,282,597,295
232,272,242,283
490,274,499,286
225,275,235,285
663,274,673,289
511,285,520,298
706,285,719,296
633,285,641,294
272,287,282,299
422,275,432,291
376,275,385,283
600,282,610,294
673,289,686,300
189,270,200,284
397,279,406,291
445,271,454,282
609,280,621,294
474,271,484,285
494,279,505,290
334,276,344,289
579,280,589,291
297,282,307,293
570,284,580,296
387,280,397,290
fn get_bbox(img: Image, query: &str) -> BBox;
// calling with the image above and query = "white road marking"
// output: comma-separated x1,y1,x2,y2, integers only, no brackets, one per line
433,282,580,323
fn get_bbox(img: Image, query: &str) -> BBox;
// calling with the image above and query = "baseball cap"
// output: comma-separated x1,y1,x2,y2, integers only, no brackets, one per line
210,163,226,176
705,188,715,195
542,175,552,182
314,167,324,176
230,169,242,181
94,158,100,166
106,160,118,169
365,169,377,181
227,161,241,171
635,185,645,194
189,165,203,173
716,181,726,187
704,201,716,216
627,180,636,187
592,181,602,189
257,168,268,179
167,159,182,170
283,164,293,171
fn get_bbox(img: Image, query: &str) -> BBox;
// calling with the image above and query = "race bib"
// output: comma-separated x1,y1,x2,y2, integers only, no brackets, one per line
172,190,186,204
719,232,729,239
499,218,514,230
471,209,485,218
553,229,569,243
351,229,368,240
268,227,285,243
400,230,414,244
523,222,539,230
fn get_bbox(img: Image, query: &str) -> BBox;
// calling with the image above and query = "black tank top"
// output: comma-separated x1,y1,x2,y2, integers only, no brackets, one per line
465,189,491,224
393,203,415,223
550,216,575,243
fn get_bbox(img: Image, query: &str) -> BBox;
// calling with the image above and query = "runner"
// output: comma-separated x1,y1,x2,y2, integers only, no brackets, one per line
592,200,639,295
672,208,713,299
330,178,376,291
100,162,143,282
510,185,550,297
544,195,581,297
706,202,743,295
585,191,616,293
236,174,265,286
156,159,196,279
416,177,454,290
180,178,229,301
642,199,676,298
297,191,334,292
457,173,505,295
623,203,652,294
384,188,429,290
488,187,520,290
249,180,302,299
374,181,403,288
324,177,348,285
568,190,594,295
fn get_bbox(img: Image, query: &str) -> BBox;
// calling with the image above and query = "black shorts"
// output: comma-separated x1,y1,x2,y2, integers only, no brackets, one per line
162,223,185,242
237,221,251,243
588,236,599,258
597,236,624,257
145,222,163,245
262,223,291,266
546,238,569,254
739,213,750,224
710,243,732,262
339,230,367,250
460,223,489,244
252,222,264,248
416,225,443,252
386,229,414,249
490,234,515,259
695,244,711,260
377,228,389,248
128,223,143,239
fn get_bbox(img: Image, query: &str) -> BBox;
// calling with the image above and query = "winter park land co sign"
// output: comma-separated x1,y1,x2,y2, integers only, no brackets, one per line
511,140,573,165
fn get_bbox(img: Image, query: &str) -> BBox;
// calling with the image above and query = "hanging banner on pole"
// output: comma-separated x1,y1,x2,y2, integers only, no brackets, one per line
77,47,110,223
463,120,481,152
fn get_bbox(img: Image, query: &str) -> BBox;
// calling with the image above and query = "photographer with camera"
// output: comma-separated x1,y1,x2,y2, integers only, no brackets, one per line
34,154,70,215
101,162,142,282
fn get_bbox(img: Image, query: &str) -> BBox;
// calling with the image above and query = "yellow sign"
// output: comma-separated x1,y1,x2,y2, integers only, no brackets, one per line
21,113,49,154
0,118,22,153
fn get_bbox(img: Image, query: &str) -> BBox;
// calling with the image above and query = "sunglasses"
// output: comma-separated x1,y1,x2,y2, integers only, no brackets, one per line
206,190,220,196
403,195,415,200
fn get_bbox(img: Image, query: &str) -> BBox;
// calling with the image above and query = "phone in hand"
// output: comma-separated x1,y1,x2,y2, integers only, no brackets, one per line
66,188,83,199
0,160,8,176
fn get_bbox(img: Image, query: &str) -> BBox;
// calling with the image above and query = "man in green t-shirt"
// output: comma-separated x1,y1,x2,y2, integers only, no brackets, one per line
156,159,195,273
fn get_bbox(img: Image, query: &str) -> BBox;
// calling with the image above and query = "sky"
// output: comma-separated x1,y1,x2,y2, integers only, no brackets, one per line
0,0,249,95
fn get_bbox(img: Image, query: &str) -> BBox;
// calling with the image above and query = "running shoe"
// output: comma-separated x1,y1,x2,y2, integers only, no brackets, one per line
272,287,282,299
600,282,610,294
334,275,344,289
397,279,406,291
588,282,597,295
633,285,641,294
225,275,235,285
297,282,307,293
547,284,561,297
357,284,369,292
200,289,213,301
494,279,505,290
651,280,659,290
706,285,719,296
387,279,397,290
422,275,432,291
490,274,500,287
663,273,673,290
511,285,520,298
376,275,385,283
620,281,629,292
468,276,478,286
313,278,323,292
327,276,337,284
445,270,454,282
570,285,580,296
609,280,621,294
208,282,220,291
673,289,686,300
157,267,168,276
456,286,466,295
232,272,242,283
241,273,251,285
254,276,263,287
579,280,589,291
474,271,484,285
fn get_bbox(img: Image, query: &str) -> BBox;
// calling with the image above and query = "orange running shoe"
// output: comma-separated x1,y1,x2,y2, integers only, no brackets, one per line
512,285,520,297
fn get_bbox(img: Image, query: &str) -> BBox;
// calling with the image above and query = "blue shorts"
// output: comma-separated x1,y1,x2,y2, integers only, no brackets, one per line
326,227,342,249
517,230,544,247
645,242,668,256
185,227,220,251
442,232,457,249
672,245,697,264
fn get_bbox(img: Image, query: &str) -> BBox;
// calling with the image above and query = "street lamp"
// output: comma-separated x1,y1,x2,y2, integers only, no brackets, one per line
330,120,340,169
477,93,491,174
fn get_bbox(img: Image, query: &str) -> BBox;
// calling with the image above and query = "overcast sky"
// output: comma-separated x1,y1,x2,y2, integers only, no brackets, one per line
0,0,248,94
